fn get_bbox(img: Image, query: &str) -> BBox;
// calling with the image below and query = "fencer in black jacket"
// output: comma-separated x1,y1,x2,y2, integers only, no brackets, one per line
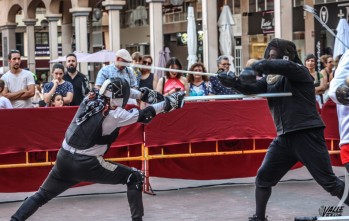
218,38,348,221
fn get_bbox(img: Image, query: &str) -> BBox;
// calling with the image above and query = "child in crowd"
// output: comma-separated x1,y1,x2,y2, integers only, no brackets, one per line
0,79,13,109
49,93,64,107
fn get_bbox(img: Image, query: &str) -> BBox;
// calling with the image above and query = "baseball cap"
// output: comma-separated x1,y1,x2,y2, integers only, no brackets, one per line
115,49,132,62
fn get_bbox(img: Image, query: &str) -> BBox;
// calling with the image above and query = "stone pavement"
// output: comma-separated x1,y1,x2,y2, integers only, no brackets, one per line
1,167,349,221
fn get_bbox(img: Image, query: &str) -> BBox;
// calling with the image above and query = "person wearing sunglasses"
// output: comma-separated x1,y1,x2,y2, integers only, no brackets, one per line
1,49,35,108
43,63,73,105
139,55,158,90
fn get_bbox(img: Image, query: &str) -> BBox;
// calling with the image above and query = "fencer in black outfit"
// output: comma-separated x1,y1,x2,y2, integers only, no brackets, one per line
218,38,349,221
11,77,185,221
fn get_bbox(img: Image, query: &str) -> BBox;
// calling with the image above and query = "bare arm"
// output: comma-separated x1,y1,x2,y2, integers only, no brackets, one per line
155,77,164,94
63,92,73,105
44,81,59,103
18,84,35,100
152,74,158,91
2,87,25,100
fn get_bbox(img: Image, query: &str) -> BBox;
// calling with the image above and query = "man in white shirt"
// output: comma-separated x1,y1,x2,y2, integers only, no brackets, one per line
1,49,35,108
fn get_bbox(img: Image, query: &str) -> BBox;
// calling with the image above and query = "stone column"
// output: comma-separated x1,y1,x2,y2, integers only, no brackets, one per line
1,23,17,69
304,0,315,54
103,0,125,52
61,3,73,56
23,19,37,73
240,0,249,67
202,0,218,73
45,14,61,65
274,0,293,40
69,7,92,75
146,0,165,70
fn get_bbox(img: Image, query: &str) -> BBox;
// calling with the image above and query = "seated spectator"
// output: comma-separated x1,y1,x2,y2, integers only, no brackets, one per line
43,63,73,105
210,55,238,95
187,62,212,96
49,93,64,107
156,57,189,96
0,79,13,109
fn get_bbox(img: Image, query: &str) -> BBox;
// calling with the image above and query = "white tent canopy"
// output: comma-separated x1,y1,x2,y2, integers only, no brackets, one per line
78,50,116,63
50,52,90,63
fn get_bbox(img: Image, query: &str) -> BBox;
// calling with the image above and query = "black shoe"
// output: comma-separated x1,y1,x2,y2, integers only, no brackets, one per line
248,214,268,221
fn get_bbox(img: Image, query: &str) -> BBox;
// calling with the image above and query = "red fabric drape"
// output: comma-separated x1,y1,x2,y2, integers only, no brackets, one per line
0,100,342,192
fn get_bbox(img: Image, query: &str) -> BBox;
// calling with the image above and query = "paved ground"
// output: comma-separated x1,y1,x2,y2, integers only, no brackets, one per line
1,167,349,221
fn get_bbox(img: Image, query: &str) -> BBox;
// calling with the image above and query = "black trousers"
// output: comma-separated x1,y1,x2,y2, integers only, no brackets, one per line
256,127,345,197
11,148,143,221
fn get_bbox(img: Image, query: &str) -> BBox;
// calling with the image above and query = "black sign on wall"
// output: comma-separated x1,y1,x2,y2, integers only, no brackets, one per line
314,2,349,55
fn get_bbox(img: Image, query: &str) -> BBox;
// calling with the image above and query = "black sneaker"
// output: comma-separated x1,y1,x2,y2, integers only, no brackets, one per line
248,214,268,221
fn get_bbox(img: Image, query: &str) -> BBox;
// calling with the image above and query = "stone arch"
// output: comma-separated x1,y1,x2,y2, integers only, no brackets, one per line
27,1,46,19
7,4,23,23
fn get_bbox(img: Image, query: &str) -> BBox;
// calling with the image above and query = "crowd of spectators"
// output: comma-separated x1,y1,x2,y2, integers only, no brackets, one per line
0,47,342,110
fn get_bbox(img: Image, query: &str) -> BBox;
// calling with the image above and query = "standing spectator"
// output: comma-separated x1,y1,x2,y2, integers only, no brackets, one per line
0,79,12,109
49,93,64,107
305,54,325,107
209,55,238,95
187,62,212,96
1,49,35,108
95,49,138,89
218,38,349,221
130,52,143,85
43,63,73,105
139,55,158,90
320,54,334,103
156,57,189,96
63,53,90,106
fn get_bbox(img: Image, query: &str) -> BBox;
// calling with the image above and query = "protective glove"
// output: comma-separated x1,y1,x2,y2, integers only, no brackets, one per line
163,92,186,113
139,87,164,104
239,67,257,85
251,59,268,75
217,71,239,88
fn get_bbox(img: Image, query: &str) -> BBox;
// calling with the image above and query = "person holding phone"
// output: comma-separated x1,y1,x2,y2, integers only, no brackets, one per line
156,57,189,96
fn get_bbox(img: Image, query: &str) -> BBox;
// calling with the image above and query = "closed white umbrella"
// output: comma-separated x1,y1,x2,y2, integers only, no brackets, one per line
333,18,349,59
218,5,235,73
79,50,115,63
187,5,197,70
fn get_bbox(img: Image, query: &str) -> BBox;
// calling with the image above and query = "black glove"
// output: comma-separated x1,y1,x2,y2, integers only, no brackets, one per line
217,71,239,88
239,67,257,85
163,92,186,113
251,59,268,75
139,87,164,104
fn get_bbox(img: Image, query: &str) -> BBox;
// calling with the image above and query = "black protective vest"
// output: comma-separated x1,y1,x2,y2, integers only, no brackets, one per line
65,103,120,150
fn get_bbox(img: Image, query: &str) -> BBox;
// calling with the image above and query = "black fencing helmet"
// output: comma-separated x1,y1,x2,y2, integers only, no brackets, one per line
263,38,303,65
99,77,130,108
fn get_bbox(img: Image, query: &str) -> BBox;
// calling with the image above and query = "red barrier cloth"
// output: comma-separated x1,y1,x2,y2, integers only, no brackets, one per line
144,99,276,147
322,99,340,140
0,107,144,155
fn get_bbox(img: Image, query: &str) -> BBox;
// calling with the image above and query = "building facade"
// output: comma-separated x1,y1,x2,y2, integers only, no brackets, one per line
0,0,348,82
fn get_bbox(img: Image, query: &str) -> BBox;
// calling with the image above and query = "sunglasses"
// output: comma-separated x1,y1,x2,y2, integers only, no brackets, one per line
221,63,231,66
143,61,152,65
